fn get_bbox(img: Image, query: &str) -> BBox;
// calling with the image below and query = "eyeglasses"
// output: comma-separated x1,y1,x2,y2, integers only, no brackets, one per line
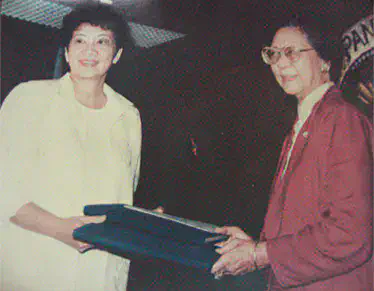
261,46,314,65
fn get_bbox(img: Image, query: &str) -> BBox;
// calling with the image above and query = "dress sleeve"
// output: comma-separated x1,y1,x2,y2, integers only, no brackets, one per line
267,106,373,287
0,83,42,225
131,108,142,192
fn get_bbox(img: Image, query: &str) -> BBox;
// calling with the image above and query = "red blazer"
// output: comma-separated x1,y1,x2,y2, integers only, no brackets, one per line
262,86,373,290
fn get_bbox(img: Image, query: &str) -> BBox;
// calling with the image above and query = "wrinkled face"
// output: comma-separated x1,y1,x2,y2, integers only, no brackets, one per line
270,27,327,100
65,23,122,79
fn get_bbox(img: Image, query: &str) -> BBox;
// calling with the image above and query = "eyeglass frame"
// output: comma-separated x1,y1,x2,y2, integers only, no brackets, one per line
261,46,314,65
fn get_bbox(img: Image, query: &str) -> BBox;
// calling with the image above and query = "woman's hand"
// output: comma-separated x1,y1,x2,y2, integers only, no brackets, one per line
215,226,251,240
11,202,106,253
214,226,252,250
211,226,256,278
53,215,106,253
153,206,165,213
211,238,256,277
358,81,373,105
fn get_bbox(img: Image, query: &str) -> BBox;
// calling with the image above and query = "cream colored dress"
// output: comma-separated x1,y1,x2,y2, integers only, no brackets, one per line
0,74,141,291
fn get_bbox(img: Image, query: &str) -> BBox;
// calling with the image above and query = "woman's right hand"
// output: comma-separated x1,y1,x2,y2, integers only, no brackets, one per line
153,206,165,213
53,215,106,253
10,202,106,253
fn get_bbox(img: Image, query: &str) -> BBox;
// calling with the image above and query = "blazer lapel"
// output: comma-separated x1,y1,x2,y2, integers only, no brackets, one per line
285,86,339,176
273,133,293,192
263,86,339,239
262,132,294,239
284,123,310,177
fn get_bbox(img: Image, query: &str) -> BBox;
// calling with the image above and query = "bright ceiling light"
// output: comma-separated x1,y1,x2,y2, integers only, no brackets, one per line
1,0,186,48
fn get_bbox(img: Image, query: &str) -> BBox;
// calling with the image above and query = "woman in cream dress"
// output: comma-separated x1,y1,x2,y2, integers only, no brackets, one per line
0,5,141,291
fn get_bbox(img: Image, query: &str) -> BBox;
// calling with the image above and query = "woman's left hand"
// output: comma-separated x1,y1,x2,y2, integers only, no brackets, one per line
211,237,257,277
211,226,256,277
215,226,251,244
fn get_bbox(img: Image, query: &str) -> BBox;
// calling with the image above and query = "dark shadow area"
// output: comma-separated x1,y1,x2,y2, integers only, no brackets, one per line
1,16,61,100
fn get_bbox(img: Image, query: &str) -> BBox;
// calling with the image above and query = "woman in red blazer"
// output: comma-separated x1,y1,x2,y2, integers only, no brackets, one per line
211,15,373,291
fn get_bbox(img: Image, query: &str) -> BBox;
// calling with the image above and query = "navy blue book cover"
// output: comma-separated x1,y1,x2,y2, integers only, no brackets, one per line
73,204,227,271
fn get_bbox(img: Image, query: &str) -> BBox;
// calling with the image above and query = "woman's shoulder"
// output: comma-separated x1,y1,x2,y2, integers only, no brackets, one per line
4,79,59,104
1,79,60,122
12,78,59,92
314,87,371,132
318,86,367,118
2,79,59,112
106,85,140,117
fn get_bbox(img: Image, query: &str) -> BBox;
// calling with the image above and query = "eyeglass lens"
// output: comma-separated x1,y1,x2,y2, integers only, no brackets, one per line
263,47,300,64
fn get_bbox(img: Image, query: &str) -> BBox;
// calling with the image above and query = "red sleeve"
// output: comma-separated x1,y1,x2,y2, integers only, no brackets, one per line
267,105,373,287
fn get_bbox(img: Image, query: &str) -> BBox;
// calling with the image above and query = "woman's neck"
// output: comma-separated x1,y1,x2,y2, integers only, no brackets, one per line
297,77,331,106
70,75,107,109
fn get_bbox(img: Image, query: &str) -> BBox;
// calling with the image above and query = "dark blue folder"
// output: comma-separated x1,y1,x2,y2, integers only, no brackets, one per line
73,204,227,271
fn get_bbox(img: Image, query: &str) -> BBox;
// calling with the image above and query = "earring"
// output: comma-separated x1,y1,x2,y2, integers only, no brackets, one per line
64,48,69,64
321,63,330,72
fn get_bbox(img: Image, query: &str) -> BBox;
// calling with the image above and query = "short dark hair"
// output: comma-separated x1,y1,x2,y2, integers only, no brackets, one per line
62,4,134,51
279,14,343,81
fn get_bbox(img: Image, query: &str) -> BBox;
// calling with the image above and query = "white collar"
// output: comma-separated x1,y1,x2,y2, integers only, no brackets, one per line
58,73,134,120
297,82,334,124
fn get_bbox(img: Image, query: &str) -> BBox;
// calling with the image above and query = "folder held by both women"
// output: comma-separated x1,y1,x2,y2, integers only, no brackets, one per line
73,204,228,271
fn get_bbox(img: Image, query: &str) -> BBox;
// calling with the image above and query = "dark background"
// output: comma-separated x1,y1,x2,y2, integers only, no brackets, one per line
1,0,372,289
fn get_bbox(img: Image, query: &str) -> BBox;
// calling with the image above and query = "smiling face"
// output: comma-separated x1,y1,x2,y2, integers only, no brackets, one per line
65,23,122,80
270,27,329,101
